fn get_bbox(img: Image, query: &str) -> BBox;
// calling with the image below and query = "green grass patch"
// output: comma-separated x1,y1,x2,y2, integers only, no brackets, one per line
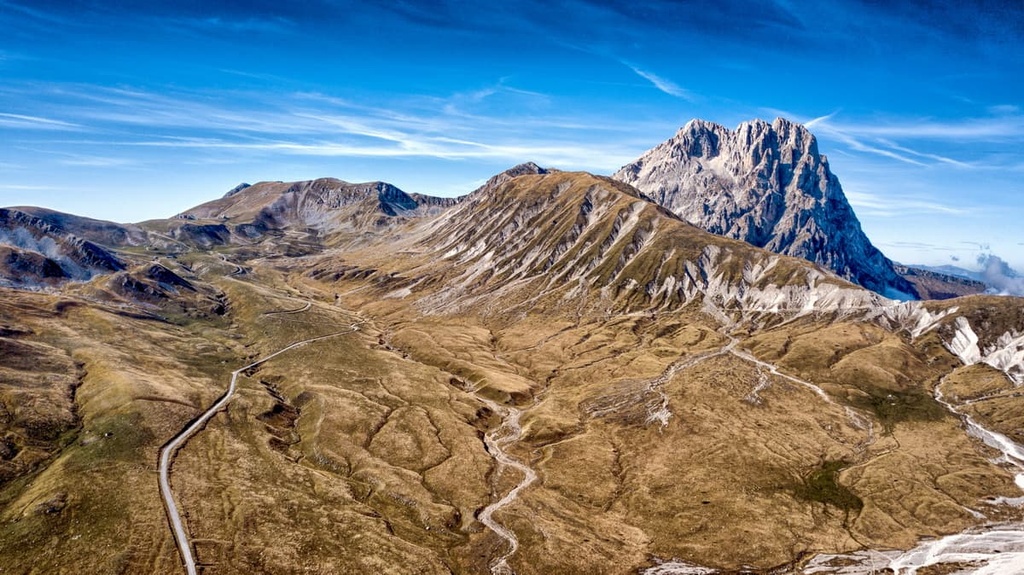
851,386,947,434
794,460,862,512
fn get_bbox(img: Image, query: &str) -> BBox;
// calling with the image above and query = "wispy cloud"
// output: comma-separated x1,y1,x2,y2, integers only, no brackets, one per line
820,126,929,166
804,111,838,128
0,112,79,130
815,114,1024,141
0,183,65,191
438,80,553,118
623,62,695,101
844,189,969,217
875,139,971,167
785,110,1003,169
0,1,75,27
58,155,138,168
989,104,1020,115
217,68,294,83
882,240,951,250
41,83,563,144
164,15,295,35
9,83,654,171
83,135,637,168
290,113,408,143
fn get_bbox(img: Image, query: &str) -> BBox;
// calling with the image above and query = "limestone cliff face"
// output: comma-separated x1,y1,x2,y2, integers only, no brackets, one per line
0,208,126,287
613,117,917,299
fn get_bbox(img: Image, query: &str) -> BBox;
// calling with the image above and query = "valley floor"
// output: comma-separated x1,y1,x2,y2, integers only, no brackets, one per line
0,251,1023,574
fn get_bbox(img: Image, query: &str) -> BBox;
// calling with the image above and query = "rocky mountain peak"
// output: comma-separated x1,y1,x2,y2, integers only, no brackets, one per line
670,119,726,158
613,117,917,299
223,182,251,198
471,161,550,196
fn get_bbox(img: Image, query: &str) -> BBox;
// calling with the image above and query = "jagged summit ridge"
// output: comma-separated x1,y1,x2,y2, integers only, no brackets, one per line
182,177,457,228
223,182,251,198
469,161,551,197
613,117,917,299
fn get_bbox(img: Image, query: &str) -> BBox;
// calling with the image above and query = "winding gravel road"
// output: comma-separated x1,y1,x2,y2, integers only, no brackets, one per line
158,323,360,575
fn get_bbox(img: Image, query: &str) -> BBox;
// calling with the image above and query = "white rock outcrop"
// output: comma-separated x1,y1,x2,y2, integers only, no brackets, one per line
613,118,916,299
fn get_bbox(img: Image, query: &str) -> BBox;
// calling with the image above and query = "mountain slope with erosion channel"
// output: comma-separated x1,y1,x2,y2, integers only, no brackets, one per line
0,169,1020,574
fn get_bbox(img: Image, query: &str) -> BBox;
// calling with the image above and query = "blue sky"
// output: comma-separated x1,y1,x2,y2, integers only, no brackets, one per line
1,0,1022,270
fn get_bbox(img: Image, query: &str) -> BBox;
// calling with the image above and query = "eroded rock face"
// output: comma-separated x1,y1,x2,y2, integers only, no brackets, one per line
614,118,917,299
469,161,550,197
178,178,460,244
183,178,457,226
0,208,126,288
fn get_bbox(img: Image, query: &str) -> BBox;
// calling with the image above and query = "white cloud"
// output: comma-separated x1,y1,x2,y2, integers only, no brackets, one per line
814,115,1024,141
875,139,972,168
0,112,79,130
804,111,838,128
978,254,1024,296
988,104,1020,116
623,63,695,101
784,111,993,169
7,83,664,174
0,184,64,191
59,155,137,168
100,136,635,169
821,127,928,166
844,189,969,217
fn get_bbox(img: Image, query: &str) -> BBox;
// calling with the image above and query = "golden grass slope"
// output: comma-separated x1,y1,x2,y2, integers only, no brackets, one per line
0,170,1022,574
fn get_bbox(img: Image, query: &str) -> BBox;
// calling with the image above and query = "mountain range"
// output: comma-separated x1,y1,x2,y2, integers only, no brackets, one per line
0,118,1020,574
